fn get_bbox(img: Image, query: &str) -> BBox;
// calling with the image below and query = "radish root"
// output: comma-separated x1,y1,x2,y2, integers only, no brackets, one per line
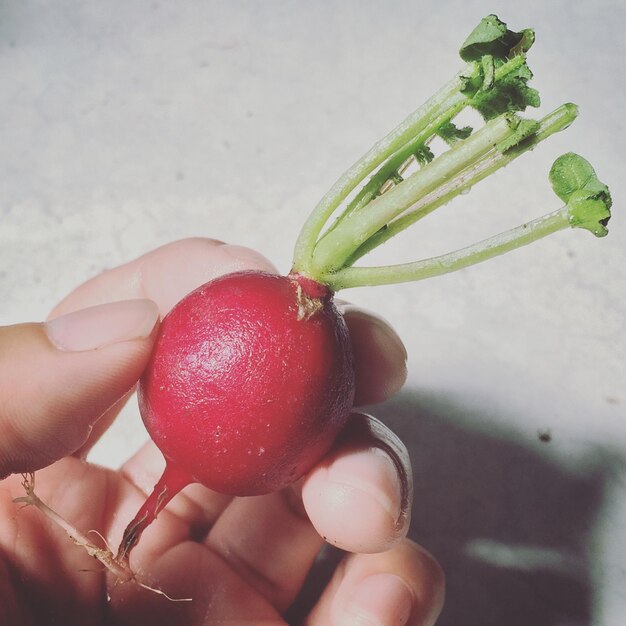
13,472,192,602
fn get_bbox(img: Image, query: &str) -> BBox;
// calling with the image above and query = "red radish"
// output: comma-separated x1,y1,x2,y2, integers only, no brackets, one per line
138,271,354,497
116,271,356,561
116,15,612,565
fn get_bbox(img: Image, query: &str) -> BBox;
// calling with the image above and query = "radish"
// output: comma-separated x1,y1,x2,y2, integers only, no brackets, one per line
136,271,354,498
16,14,612,585
115,14,612,565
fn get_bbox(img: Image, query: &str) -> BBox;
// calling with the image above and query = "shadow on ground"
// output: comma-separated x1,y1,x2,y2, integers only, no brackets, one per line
373,390,606,626
287,389,608,625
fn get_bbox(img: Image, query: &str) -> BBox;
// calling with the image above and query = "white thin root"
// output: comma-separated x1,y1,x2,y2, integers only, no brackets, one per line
13,472,192,602
137,581,193,602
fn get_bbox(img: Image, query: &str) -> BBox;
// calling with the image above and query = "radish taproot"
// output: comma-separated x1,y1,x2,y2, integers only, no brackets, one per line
16,14,613,585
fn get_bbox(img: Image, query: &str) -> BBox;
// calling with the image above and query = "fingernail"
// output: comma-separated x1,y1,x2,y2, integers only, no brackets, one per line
344,306,408,362
45,299,159,352
369,314,408,362
328,447,402,521
344,574,414,626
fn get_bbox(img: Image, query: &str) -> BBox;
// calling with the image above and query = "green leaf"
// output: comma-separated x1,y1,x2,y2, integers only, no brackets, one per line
481,55,496,90
496,117,540,152
459,16,539,119
567,195,611,237
436,121,473,145
549,152,611,203
510,28,536,56
414,145,435,166
459,15,534,62
470,62,540,119
550,153,612,237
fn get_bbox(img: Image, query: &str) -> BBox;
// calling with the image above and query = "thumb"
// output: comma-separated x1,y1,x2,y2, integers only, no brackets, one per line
0,299,158,478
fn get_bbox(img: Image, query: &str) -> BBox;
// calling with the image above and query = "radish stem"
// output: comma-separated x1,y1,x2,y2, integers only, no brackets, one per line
116,462,192,566
291,42,537,277
343,103,579,265
291,70,473,274
320,149,612,290
309,113,526,275
291,51,533,275
321,207,571,289
328,54,531,231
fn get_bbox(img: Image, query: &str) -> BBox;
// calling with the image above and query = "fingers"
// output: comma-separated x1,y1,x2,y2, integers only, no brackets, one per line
205,488,323,612
302,413,412,553
339,305,408,406
193,413,411,613
0,300,159,477
306,541,445,626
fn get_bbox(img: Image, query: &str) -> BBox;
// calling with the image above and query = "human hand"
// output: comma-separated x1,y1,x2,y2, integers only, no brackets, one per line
0,238,444,625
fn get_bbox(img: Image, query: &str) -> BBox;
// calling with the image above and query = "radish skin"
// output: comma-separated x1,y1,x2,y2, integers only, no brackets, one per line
139,271,354,497
116,271,355,564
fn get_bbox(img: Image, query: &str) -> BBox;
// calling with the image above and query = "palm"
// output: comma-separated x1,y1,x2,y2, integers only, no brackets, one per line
2,457,290,625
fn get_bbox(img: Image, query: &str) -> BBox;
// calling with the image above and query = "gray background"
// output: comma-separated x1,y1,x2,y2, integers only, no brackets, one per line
2,1,625,624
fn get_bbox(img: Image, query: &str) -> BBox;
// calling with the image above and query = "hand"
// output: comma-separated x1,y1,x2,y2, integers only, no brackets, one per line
0,238,444,625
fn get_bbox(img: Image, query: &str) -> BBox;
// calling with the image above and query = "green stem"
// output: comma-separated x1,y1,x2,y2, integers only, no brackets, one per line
323,102,463,232
291,53,533,277
291,65,475,275
344,103,578,265
321,206,570,290
309,113,521,275
332,53,531,229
